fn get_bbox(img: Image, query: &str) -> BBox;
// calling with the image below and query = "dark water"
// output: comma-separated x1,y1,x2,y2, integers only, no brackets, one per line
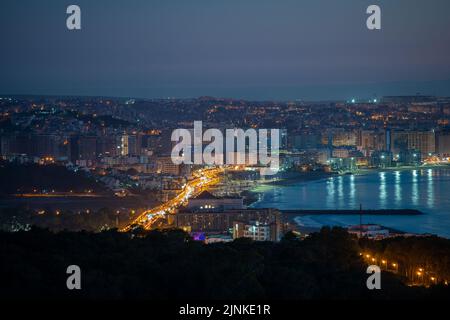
251,168,450,238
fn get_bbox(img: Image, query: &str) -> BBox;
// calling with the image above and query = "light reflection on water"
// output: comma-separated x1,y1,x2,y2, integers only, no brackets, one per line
394,171,401,205
412,170,418,206
337,176,344,208
427,169,434,208
379,172,386,207
326,178,334,209
349,174,356,207
251,168,450,238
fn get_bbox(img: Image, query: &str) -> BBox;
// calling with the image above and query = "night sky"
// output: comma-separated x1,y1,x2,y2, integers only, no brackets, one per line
1,0,450,100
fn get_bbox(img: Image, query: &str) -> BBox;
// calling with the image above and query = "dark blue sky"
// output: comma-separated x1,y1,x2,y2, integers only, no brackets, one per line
1,0,450,100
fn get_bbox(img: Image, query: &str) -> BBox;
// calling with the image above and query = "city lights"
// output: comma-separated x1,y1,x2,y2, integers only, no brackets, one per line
1,0,450,304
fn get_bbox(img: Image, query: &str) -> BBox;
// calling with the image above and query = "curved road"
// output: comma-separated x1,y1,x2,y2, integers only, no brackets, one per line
121,167,223,232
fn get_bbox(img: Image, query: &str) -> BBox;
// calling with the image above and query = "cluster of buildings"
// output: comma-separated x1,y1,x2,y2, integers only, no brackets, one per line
287,128,450,172
2,95,450,174
347,223,432,240
173,191,283,242
1,95,450,194
1,95,450,238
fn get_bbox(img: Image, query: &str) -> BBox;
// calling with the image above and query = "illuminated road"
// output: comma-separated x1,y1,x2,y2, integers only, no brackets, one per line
121,167,223,232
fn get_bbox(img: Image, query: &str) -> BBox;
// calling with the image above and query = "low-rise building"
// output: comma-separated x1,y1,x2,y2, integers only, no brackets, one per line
348,224,390,240
187,191,244,210
233,220,276,241
176,207,282,241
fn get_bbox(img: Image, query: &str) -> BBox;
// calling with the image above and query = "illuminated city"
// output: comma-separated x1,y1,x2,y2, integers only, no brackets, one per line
1,0,450,310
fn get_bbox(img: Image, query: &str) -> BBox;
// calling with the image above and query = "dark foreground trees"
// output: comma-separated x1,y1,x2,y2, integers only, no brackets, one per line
0,161,108,195
1,227,449,300
359,235,450,286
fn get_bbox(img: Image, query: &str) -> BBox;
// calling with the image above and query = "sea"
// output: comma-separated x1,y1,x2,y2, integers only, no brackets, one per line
250,167,450,238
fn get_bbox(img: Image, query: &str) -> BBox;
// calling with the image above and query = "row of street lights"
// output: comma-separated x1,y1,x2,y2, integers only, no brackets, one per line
361,252,448,286
361,253,398,272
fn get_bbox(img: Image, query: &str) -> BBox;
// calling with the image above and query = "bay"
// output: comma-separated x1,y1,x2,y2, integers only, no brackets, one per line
251,168,450,238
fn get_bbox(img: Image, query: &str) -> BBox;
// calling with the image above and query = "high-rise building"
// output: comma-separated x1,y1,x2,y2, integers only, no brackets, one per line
385,128,391,152
291,133,321,150
436,130,450,156
69,136,97,162
33,135,60,158
120,135,129,156
0,134,33,156
357,130,386,155
391,130,435,156
157,156,181,175
0,134,63,159
96,136,119,157
329,130,357,147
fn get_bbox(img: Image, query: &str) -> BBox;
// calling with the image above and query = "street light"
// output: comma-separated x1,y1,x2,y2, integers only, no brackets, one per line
391,262,398,272
416,271,424,284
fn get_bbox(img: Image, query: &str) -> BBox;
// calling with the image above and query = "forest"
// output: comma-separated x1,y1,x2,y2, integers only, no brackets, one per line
1,227,450,300
0,162,107,195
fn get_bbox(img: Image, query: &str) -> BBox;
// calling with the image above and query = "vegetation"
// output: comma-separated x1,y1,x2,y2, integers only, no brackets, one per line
0,207,128,232
360,236,450,286
0,162,108,195
1,227,449,300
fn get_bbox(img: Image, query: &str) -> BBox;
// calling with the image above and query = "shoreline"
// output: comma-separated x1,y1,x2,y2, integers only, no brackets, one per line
282,209,423,235
245,166,450,238
357,163,450,175
257,170,337,186
264,163,450,186
246,164,450,206
282,209,423,216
